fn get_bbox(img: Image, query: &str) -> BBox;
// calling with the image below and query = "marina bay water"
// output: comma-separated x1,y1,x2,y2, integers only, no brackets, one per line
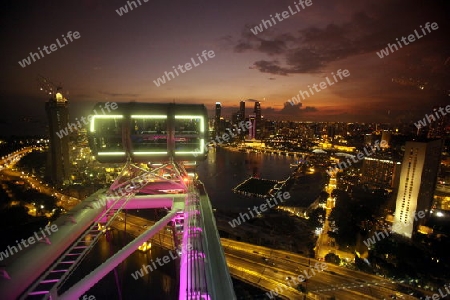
196,147,298,211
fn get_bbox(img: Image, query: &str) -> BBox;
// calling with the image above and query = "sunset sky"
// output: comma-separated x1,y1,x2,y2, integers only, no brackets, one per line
0,0,449,135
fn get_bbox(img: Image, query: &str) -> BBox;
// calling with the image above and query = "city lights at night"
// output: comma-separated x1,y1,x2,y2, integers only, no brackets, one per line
0,0,449,299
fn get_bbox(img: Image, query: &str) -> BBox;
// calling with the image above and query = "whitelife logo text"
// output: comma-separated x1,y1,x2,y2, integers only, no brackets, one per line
116,0,149,16
288,69,350,106
414,105,450,130
250,0,313,35
228,191,291,228
266,262,327,299
363,210,426,248
18,31,81,68
131,243,193,280
376,22,438,59
55,102,119,139
326,140,386,176
0,224,59,261
153,50,215,87
194,120,252,156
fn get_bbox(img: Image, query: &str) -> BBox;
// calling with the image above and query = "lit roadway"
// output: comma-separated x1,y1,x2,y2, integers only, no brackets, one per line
0,146,80,212
108,214,418,300
315,173,355,262
221,239,420,300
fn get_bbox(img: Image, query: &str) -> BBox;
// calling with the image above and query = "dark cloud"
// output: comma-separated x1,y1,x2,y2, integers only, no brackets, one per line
285,49,324,73
278,102,301,115
234,0,450,78
303,106,318,112
250,60,289,75
262,103,316,117
234,42,253,53
217,35,235,51
258,40,286,56
234,25,294,56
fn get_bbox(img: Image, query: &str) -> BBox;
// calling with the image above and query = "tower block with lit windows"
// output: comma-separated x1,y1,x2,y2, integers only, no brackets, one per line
392,139,442,238
45,89,71,187
214,102,222,136
254,101,261,139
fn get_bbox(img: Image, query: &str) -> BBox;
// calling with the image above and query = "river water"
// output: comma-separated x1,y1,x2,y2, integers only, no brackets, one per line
196,147,298,211
59,231,178,300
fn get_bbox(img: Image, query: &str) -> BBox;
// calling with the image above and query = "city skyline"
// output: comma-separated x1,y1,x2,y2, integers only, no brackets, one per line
1,0,449,292
0,0,449,136
393,140,442,238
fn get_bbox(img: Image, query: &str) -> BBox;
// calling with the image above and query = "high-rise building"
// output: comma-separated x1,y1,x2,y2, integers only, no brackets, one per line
231,111,239,125
392,139,442,238
254,101,261,139
239,101,245,123
381,130,392,148
248,114,256,139
364,134,374,146
45,90,70,187
215,102,221,136
427,106,449,139
327,124,336,141
361,157,400,189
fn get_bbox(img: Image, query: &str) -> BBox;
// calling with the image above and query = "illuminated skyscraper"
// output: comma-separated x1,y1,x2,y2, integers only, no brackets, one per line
45,90,70,187
381,130,392,148
215,102,221,136
361,157,400,189
231,111,239,125
239,101,245,123
248,114,256,139
254,101,261,139
235,100,246,138
392,139,442,238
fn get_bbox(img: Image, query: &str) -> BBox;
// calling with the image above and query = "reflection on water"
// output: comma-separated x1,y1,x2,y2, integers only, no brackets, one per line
60,229,178,300
197,147,297,211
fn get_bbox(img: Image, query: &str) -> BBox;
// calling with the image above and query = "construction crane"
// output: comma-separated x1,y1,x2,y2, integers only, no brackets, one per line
37,75,69,104
37,74,65,96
